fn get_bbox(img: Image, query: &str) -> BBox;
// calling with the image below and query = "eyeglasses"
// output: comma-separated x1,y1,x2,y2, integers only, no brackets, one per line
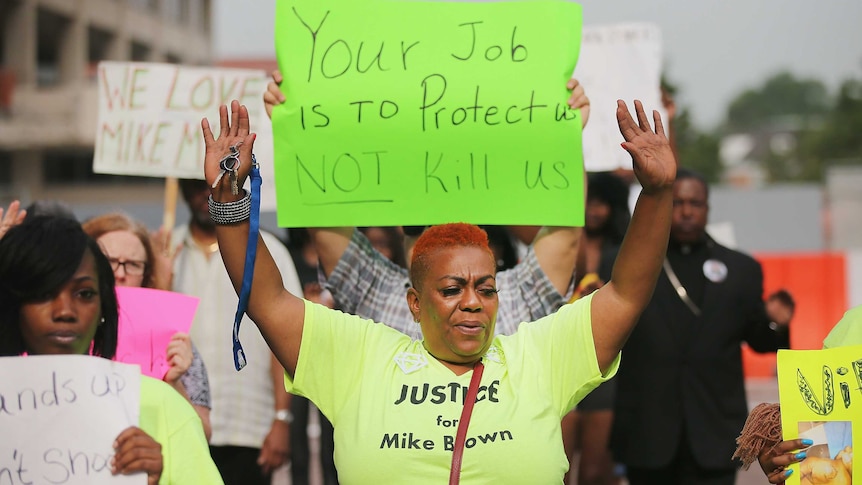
108,258,147,276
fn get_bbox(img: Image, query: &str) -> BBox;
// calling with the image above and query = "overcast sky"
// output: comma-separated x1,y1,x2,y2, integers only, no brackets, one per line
214,0,862,129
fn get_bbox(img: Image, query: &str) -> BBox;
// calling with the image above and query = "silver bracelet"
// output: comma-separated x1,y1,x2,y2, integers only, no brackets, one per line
208,190,251,225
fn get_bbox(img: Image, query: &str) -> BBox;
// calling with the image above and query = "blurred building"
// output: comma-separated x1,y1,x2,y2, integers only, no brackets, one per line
718,115,825,188
0,0,212,212
826,164,862,250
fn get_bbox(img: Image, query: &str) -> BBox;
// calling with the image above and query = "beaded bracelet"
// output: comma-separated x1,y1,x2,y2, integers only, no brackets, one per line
208,190,251,225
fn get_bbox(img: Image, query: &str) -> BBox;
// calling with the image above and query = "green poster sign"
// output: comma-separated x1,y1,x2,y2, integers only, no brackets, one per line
272,0,584,227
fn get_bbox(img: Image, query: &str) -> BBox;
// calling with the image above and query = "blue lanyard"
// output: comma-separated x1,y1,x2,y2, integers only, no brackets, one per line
232,155,261,371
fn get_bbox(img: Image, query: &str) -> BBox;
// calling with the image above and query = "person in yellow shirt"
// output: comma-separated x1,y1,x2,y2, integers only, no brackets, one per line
0,216,223,485
201,96,676,483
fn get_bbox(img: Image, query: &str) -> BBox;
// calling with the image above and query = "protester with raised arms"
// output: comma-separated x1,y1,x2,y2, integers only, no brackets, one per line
268,70,590,482
201,97,674,483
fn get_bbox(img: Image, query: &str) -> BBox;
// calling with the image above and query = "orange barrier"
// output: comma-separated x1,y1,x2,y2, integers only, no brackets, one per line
742,252,848,378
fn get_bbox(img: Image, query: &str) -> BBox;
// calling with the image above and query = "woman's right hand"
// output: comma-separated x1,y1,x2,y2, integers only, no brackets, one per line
758,438,812,483
201,100,256,201
112,426,163,485
263,70,285,119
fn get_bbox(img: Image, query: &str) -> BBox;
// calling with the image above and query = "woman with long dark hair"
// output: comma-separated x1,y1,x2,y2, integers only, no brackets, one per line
0,216,222,484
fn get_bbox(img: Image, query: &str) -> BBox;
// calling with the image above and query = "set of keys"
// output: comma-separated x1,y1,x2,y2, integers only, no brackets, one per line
212,144,242,195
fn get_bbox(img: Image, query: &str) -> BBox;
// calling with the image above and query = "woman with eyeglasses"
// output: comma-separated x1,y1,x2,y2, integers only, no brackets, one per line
83,212,213,441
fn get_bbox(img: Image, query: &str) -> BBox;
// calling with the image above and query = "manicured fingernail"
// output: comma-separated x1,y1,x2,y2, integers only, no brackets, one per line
784,469,794,477
802,439,814,446
795,451,807,460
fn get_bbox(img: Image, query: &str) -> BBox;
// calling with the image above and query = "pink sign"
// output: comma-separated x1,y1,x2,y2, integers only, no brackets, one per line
114,286,199,379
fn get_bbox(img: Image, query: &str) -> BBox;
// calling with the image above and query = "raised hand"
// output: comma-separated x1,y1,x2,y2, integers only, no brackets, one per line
566,78,590,129
0,200,26,240
148,227,182,291
263,70,286,119
201,100,256,202
616,99,676,193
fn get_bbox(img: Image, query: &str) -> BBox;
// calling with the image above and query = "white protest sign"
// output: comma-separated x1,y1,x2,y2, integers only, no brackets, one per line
93,61,279,210
574,23,665,171
0,355,142,484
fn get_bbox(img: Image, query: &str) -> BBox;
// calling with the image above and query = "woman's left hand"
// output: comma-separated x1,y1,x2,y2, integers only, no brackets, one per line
164,332,193,384
616,99,676,193
263,70,285,119
112,426,163,485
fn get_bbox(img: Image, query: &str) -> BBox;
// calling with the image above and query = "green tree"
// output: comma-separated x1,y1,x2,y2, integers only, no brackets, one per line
673,107,722,183
662,77,722,182
725,72,831,132
719,70,862,182
800,78,862,179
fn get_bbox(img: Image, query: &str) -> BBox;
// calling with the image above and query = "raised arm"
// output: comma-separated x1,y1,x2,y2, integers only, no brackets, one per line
308,227,355,277
530,78,591,295
202,101,304,376
531,226,579,295
590,100,676,372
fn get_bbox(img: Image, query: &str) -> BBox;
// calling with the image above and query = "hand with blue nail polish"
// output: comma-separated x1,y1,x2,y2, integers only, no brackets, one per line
758,438,815,484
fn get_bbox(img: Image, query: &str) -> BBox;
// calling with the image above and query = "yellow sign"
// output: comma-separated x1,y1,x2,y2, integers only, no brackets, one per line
778,345,861,484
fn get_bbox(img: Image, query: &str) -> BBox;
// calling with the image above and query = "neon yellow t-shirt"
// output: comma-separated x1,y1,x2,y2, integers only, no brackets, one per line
822,305,862,349
286,294,618,484
139,376,223,484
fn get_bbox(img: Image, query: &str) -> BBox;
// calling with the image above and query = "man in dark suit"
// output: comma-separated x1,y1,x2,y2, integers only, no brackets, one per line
610,168,793,485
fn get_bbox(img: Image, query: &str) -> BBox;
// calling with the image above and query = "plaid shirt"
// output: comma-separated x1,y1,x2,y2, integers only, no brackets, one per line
321,229,568,339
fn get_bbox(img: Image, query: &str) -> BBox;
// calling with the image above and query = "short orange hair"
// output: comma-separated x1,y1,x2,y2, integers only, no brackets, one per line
409,223,495,289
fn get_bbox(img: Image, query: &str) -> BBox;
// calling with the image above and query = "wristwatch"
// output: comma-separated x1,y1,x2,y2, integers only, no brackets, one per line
275,409,294,424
